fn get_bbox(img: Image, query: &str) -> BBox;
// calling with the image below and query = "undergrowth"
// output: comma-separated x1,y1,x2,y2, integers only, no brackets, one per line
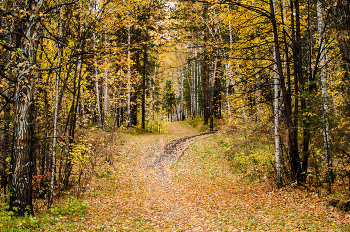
0,196,89,231
185,116,222,132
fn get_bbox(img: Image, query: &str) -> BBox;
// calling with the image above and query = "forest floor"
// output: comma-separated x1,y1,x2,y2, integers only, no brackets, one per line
48,121,349,232
10,121,350,231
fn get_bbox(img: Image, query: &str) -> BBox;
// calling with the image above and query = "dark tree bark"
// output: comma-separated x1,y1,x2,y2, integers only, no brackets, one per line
142,43,147,129
202,4,209,126
1,97,10,195
203,57,209,126
213,60,221,118
131,50,140,127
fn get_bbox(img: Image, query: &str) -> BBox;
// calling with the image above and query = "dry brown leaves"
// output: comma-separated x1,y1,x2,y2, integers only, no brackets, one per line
56,122,350,231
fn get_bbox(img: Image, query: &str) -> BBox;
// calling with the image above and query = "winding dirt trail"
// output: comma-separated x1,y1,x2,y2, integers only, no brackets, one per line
79,122,350,231
81,122,217,231
149,127,216,231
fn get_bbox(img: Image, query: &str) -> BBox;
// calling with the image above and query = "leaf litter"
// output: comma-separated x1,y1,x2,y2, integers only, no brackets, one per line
51,122,350,231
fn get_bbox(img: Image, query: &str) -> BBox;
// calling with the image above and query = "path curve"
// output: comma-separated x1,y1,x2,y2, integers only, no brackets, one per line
80,121,350,231
154,131,215,184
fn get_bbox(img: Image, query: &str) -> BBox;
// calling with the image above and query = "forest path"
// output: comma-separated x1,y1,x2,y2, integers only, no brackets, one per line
78,122,350,231
82,121,216,231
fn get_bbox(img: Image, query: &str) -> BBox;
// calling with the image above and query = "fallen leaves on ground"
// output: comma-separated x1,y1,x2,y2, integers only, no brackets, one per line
41,122,350,231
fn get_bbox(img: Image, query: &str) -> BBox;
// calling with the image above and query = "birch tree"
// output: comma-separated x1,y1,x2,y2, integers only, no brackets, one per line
317,0,332,190
49,5,63,207
10,0,44,215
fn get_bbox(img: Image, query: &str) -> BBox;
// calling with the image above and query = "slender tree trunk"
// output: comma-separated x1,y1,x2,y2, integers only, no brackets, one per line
180,65,185,120
104,35,109,130
289,0,301,182
49,7,63,207
191,60,196,117
204,58,209,125
62,57,83,189
197,60,201,116
213,60,221,117
179,51,185,120
1,94,10,195
142,43,147,129
127,26,131,128
94,32,103,126
270,0,282,188
317,0,333,192
150,52,157,120
226,20,233,119
295,0,311,184
203,5,209,125
270,0,298,182
131,50,139,127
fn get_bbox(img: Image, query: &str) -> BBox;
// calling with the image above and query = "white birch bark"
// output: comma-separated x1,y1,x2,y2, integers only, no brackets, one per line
49,6,63,207
317,0,332,168
94,31,103,126
273,55,281,186
271,0,282,186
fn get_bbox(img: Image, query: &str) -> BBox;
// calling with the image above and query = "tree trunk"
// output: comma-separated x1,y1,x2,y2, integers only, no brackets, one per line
213,60,221,118
204,57,209,125
104,35,109,130
270,0,298,182
49,6,64,207
317,0,333,192
289,0,301,182
94,31,103,126
1,94,10,194
127,26,132,128
10,0,43,215
271,0,282,185
142,43,147,129
203,5,209,125
131,50,140,127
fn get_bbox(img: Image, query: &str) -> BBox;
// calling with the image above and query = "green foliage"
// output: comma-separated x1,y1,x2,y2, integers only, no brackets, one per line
185,117,208,132
227,149,275,182
145,120,170,133
162,80,176,114
221,126,276,183
71,142,89,172
0,196,39,231
185,116,221,132
0,195,89,231
50,196,90,217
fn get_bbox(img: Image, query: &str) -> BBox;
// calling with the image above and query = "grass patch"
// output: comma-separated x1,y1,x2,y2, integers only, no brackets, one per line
0,196,90,231
178,120,196,131
219,126,276,183
185,117,209,132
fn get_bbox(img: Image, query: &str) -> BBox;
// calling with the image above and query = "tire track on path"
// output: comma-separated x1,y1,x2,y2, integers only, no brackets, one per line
144,128,215,231
154,131,216,184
